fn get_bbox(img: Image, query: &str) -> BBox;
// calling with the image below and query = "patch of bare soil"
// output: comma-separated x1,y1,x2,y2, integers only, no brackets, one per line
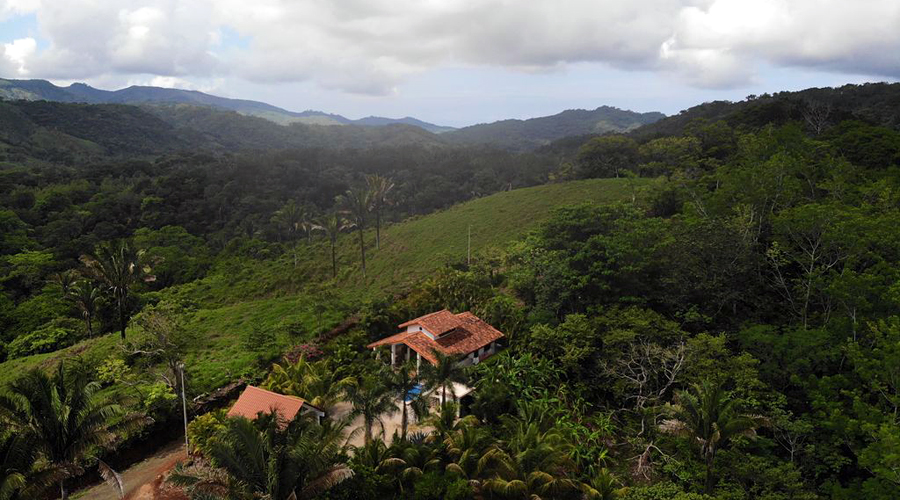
76,440,188,500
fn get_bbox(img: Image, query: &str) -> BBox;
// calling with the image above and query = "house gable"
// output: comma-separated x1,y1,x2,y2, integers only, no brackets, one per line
368,310,505,365
227,385,323,423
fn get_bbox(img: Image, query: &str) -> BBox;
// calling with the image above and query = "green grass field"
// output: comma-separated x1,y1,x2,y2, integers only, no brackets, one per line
0,177,654,391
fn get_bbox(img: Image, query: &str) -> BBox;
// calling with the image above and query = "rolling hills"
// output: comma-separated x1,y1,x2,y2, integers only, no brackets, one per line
0,78,455,132
0,78,667,149
0,99,449,162
444,106,665,151
630,81,900,139
0,177,652,391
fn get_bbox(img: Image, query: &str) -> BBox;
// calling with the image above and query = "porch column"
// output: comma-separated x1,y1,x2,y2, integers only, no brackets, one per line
416,351,421,371
391,344,397,366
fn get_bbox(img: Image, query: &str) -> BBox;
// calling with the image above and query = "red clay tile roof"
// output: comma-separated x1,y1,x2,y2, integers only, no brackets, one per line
399,309,461,336
227,385,313,422
368,310,504,365
367,331,414,348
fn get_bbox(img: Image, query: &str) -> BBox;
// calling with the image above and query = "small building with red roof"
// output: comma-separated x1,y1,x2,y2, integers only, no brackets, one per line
227,385,325,424
367,309,504,368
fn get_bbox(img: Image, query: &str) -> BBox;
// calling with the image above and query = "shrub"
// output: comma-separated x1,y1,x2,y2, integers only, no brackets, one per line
319,465,392,500
96,358,131,385
284,343,324,364
187,409,228,457
242,324,277,351
142,382,177,415
445,479,475,500
243,324,279,368
6,317,82,358
413,471,450,500
623,482,711,500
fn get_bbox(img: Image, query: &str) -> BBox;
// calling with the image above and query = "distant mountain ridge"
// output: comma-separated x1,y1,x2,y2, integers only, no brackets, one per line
0,77,668,151
444,106,666,151
0,78,455,133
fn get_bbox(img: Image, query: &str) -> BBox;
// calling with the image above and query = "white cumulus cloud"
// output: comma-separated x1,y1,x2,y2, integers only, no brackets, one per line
2,0,900,93
2,37,36,76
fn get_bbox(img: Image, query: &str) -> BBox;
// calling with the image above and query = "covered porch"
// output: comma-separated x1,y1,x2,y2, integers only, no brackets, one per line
380,342,426,370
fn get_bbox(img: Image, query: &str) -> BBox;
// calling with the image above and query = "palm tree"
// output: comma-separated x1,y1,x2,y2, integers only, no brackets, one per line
337,186,371,277
313,212,352,279
353,438,391,470
171,411,353,499
0,432,30,500
262,357,356,414
661,380,766,494
441,412,490,482
80,240,152,340
50,270,78,295
378,440,441,493
366,174,394,250
500,412,572,481
581,468,628,500
0,363,137,499
387,362,419,441
424,401,478,444
476,445,579,500
344,375,398,446
442,427,491,499
68,280,100,337
420,350,468,406
272,200,312,267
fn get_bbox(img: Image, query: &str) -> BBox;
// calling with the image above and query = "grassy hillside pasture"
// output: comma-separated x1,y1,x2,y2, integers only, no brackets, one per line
0,178,652,390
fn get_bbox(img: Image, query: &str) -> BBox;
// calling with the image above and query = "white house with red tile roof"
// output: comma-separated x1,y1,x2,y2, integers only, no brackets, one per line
367,309,504,369
227,385,325,424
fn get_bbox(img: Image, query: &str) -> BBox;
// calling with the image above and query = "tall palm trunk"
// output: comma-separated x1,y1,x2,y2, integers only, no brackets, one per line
364,418,373,446
118,296,127,340
60,480,68,500
330,240,337,278
85,312,93,337
401,401,408,440
357,226,366,277
375,210,382,250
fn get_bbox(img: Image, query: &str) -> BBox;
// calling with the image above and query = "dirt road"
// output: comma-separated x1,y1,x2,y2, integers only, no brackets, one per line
74,440,188,500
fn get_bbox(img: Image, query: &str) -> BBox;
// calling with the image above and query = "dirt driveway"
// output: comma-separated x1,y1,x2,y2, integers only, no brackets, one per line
74,440,188,500
331,399,432,448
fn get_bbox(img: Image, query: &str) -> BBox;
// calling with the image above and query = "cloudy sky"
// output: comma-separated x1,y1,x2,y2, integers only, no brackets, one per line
1,0,898,127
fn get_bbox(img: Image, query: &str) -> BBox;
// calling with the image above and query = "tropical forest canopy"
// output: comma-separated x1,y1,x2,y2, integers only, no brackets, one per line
1,82,900,499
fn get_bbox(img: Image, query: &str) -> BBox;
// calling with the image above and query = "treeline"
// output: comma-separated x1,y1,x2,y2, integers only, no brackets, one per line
0,132,555,360
541,81,900,166
323,119,900,497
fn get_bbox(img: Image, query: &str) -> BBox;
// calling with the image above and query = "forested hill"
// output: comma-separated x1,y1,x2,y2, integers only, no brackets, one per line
444,105,665,151
0,100,197,160
143,104,448,151
4,79,900,499
631,81,900,139
537,82,900,160
0,99,452,162
0,78,670,150
0,78,455,131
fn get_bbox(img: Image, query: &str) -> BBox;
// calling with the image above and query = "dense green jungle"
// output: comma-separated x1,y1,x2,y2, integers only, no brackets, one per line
1,83,900,499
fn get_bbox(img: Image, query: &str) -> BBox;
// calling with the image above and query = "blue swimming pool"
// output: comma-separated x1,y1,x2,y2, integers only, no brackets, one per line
404,383,424,402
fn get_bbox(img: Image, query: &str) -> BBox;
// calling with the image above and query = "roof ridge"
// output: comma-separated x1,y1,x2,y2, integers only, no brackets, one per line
415,309,451,320
246,385,306,403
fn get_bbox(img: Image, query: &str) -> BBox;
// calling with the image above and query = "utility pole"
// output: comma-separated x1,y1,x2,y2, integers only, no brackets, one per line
178,362,189,454
467,224,471,267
